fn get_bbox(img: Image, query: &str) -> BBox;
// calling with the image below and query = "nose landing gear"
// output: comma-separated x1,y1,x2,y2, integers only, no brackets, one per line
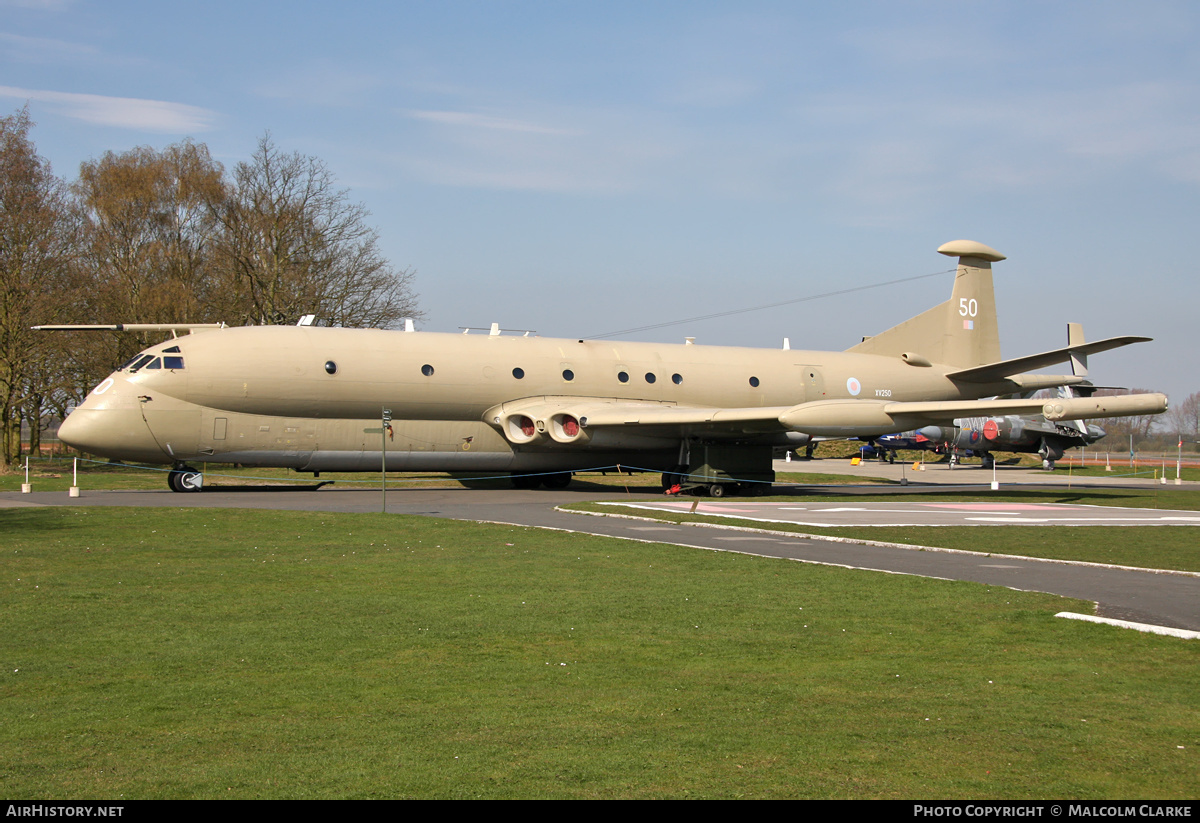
167,466,203,493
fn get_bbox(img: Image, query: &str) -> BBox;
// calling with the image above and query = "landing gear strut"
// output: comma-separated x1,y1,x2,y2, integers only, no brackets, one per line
167,466,203,493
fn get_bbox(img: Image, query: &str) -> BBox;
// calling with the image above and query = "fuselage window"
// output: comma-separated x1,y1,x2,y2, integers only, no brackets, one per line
672,373,683,385
617,371,629,383
749,376,760,388
163,356,184,370
324,361,337,375
421,364,435,377
562,369,574,381
645,372,656,384
512,367,525,379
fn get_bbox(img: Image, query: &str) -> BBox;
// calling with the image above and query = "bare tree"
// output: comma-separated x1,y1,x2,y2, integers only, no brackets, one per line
73,140,226,370
208,133,420,328
1093,387,1163,447
0,106,79,469
1166,391,1199,445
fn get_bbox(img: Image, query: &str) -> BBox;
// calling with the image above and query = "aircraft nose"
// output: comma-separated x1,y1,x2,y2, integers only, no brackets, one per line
57,377,170,463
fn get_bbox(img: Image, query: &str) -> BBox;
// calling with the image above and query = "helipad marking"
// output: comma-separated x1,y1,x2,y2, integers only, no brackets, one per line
599,501,1200,527
924,502,1064,511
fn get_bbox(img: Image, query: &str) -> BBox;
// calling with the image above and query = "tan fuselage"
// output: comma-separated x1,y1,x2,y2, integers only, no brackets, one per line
59,325,1008,473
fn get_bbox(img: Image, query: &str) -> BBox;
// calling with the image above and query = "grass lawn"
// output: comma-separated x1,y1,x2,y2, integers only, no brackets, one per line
1,507,1196,799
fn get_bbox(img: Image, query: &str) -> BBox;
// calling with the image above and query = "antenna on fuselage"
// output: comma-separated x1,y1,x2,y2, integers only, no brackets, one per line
457,324,539,336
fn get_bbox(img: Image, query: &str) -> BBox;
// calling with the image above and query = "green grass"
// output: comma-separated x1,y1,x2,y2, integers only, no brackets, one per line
1,507,1197,799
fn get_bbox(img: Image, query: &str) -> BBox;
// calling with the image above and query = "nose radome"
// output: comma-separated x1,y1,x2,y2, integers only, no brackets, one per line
57,376,171,463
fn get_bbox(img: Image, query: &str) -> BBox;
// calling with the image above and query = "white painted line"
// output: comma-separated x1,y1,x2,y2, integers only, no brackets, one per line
1055,612,1200,639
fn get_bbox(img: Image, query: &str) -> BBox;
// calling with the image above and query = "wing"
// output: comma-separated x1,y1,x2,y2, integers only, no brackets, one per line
483,397,795,446
485,392,1168,444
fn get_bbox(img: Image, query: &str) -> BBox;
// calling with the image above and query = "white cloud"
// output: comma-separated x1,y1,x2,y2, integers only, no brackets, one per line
407,109,581,136
0,0,72,9
0,86,218,132
394,105,685,194
0,32,99,63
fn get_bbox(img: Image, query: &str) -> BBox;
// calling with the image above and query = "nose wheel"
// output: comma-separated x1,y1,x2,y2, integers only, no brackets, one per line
167,467,204,493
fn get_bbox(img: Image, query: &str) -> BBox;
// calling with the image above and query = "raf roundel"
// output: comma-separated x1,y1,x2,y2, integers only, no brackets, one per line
846,377,862,396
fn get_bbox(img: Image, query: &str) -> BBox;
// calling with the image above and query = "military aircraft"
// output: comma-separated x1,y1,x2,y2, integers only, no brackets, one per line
864,330,1116,469
916,414,1105,470
869,390,1108,470
45,240,1168,494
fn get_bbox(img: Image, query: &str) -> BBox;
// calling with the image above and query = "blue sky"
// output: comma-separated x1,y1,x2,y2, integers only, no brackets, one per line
2,0,1197,408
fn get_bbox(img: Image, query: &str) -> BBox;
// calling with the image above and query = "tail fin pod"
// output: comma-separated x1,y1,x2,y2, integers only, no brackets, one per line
847,239,1004,369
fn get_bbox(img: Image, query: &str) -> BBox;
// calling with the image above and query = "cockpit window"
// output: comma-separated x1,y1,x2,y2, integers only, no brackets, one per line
163,346,181,354
119,351,185,372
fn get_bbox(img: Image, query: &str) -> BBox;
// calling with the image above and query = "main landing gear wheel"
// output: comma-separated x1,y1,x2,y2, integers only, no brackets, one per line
542,472,572,489
660,465,687,490
167,467,204,493
510,473,542,490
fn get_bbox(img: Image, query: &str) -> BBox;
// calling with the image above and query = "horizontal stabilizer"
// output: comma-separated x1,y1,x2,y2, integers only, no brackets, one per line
947,336,1151,384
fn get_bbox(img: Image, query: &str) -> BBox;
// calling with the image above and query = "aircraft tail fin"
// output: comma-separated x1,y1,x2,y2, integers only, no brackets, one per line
1067,322,1088,376
847,240,1003,369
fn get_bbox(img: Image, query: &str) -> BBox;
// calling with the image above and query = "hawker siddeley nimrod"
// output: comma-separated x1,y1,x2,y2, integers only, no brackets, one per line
46,240,1167,494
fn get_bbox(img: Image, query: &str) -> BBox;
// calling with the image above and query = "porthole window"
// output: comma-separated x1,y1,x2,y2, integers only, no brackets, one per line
617,371,629,383
421,364,435,377
562,369,574,381
325,361,337,375
512,367,525,379
749,376,760,387
672,373,683,385
645,372,656,384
